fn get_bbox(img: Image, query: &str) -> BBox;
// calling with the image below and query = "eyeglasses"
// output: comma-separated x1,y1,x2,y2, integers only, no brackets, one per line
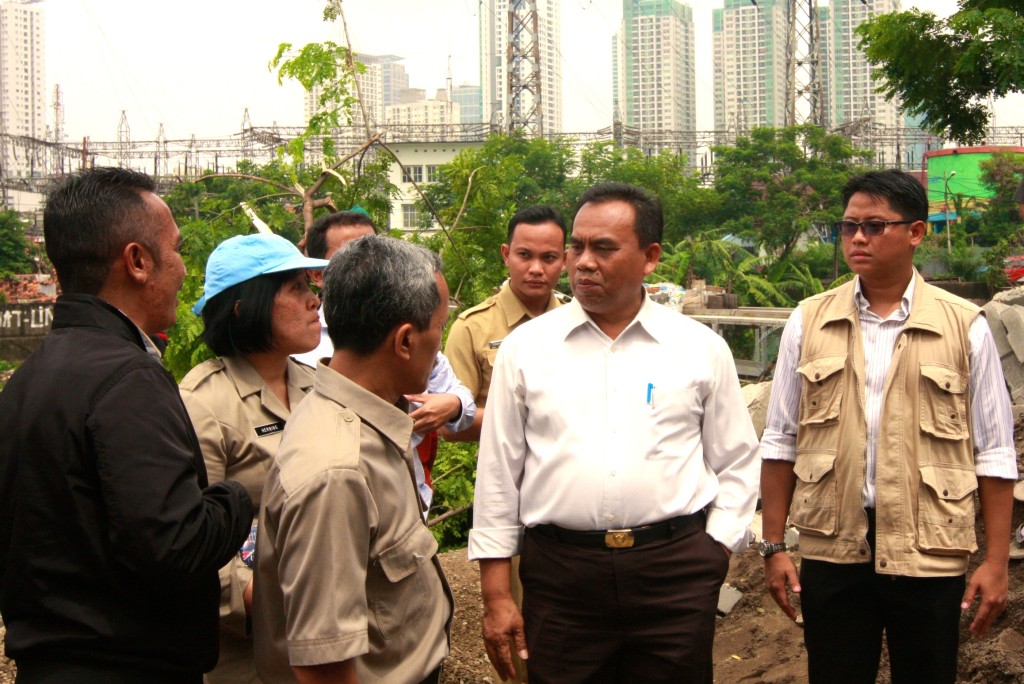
833,219,915,237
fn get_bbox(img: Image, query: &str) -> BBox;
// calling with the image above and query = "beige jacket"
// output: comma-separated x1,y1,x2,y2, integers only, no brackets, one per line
791,275,980,577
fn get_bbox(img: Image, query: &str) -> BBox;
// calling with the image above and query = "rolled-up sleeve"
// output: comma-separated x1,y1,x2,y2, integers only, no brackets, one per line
759,308,803,463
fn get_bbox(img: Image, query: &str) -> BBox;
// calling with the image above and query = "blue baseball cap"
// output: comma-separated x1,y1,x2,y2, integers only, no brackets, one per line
192,233,329,315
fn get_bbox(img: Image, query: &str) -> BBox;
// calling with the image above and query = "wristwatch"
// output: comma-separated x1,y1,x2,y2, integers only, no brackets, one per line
758,539,787,558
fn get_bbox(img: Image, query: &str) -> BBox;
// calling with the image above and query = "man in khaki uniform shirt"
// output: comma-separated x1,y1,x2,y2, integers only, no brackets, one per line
254,235,453,684
181,356,314,683
444,205,567,443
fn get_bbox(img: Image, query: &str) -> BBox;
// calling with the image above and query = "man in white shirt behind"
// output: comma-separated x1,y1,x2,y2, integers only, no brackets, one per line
469,182,760,684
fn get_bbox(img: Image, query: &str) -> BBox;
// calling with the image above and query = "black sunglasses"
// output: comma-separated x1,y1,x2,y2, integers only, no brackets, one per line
833,219,915,238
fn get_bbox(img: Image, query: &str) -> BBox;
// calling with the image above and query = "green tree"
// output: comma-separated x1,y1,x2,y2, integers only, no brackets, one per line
575,143,719,244
416,132,578,306
0,210,35,278
857,2,1024,144
713,126,871,263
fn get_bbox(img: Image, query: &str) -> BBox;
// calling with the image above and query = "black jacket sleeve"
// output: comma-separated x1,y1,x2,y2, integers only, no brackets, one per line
88,364,253,589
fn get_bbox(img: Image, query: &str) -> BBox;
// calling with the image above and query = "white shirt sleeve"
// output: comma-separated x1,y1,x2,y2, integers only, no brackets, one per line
759,307,803,463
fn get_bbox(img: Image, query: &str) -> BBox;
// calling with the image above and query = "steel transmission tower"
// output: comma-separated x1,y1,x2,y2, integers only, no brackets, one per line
506,0,544,135
784,0,825,127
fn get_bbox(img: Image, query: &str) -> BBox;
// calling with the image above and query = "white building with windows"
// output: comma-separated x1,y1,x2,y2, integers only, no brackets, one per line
712,0,788,133
479,0,562,133
385,141,483,233
614,0,696,133
386,99,461,126
0,0,45,178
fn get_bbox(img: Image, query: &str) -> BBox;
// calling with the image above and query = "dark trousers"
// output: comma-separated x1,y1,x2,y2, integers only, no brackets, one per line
520,523,730,684
799,511,965,684
15,660,202,684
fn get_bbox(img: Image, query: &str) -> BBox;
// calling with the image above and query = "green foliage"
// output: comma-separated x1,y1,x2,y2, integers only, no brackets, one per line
712,125,871,261
427,441,478,551
270,41,361,163
0,210,35,278
418,133,578,306
975,152,1024,245
857,3,1024,144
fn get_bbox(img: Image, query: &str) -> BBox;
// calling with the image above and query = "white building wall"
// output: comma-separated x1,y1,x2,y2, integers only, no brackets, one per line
386,141,484,233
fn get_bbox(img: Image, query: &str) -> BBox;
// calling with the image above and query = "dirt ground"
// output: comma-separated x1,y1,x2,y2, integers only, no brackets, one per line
5,433,1024,684
437,518,1024,684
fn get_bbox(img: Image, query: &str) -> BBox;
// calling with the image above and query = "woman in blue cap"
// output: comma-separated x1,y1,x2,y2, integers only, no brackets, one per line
179,232,329,684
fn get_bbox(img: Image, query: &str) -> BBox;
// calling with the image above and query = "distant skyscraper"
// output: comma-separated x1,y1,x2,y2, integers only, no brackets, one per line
614,0,696,133
479,0,562,133
0,0,45,177
378,55,409,109
824,0,901,130
305,53,396,131
452,84,483,124
712,0,787,133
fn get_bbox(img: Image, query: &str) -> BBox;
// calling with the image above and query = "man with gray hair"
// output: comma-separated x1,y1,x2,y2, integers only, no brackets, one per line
254,234,454,684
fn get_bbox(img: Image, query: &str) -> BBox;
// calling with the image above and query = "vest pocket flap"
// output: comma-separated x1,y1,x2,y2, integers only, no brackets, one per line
919,464,978,500
378,523,438,583
920,364,967,394
797,355,846,383
793,452,837,483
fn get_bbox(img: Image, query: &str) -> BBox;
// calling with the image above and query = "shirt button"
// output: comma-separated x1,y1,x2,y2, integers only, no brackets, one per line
879,560,887,568
610,471,617,477
605,513,615,522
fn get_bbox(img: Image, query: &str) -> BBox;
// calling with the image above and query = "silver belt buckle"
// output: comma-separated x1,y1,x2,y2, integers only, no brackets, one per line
604,528,635,548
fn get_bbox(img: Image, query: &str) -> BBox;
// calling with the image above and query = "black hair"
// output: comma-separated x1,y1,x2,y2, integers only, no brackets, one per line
841,170,928,223
44,167,158,294
576,182,663,247
200,270,297,357
507,205,567,244
305,211,378,259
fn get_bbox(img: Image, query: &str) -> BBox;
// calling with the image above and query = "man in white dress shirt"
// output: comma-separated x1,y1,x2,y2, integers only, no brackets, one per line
469,182,760,684
760,169,1017,684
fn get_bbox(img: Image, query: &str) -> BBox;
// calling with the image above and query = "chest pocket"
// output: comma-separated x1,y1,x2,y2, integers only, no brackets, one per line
372,523,439,640
919,364,969,441
797,354,847,426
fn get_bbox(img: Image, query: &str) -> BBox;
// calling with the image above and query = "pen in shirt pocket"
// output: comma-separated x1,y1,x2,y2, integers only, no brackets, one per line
646,382,655,408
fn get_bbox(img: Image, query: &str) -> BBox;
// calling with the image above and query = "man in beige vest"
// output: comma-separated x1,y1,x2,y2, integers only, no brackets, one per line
760,169,1017,684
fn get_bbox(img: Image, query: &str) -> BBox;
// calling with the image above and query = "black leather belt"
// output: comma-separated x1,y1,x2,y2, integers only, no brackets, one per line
530,511,706,549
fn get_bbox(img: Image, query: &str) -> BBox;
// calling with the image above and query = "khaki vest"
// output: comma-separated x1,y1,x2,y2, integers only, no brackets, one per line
790,275,980,577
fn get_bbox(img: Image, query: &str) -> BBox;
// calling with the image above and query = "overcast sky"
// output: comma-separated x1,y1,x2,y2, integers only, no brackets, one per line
44,0,1021,144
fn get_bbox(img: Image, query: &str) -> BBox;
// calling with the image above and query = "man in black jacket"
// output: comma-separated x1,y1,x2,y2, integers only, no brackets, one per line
0,168,253,683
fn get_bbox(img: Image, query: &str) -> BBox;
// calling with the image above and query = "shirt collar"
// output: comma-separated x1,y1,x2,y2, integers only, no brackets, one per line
312,364,414,455
853,270,916,321
495,281,559,328
562,289,662,344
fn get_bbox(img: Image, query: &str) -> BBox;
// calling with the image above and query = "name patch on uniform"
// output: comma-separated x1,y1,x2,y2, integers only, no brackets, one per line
254,421,285,437
488,340,503,349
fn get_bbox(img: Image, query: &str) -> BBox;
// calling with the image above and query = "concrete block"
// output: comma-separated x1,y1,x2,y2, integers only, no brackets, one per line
995,286,1024,306
784,526,800,550
717,583,743,617
996,628,1024,656
999,306,1024,364
988,311,1013,358
742,381,773,440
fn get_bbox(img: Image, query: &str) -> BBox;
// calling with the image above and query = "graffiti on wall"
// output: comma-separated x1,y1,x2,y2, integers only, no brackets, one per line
0,303,54,338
